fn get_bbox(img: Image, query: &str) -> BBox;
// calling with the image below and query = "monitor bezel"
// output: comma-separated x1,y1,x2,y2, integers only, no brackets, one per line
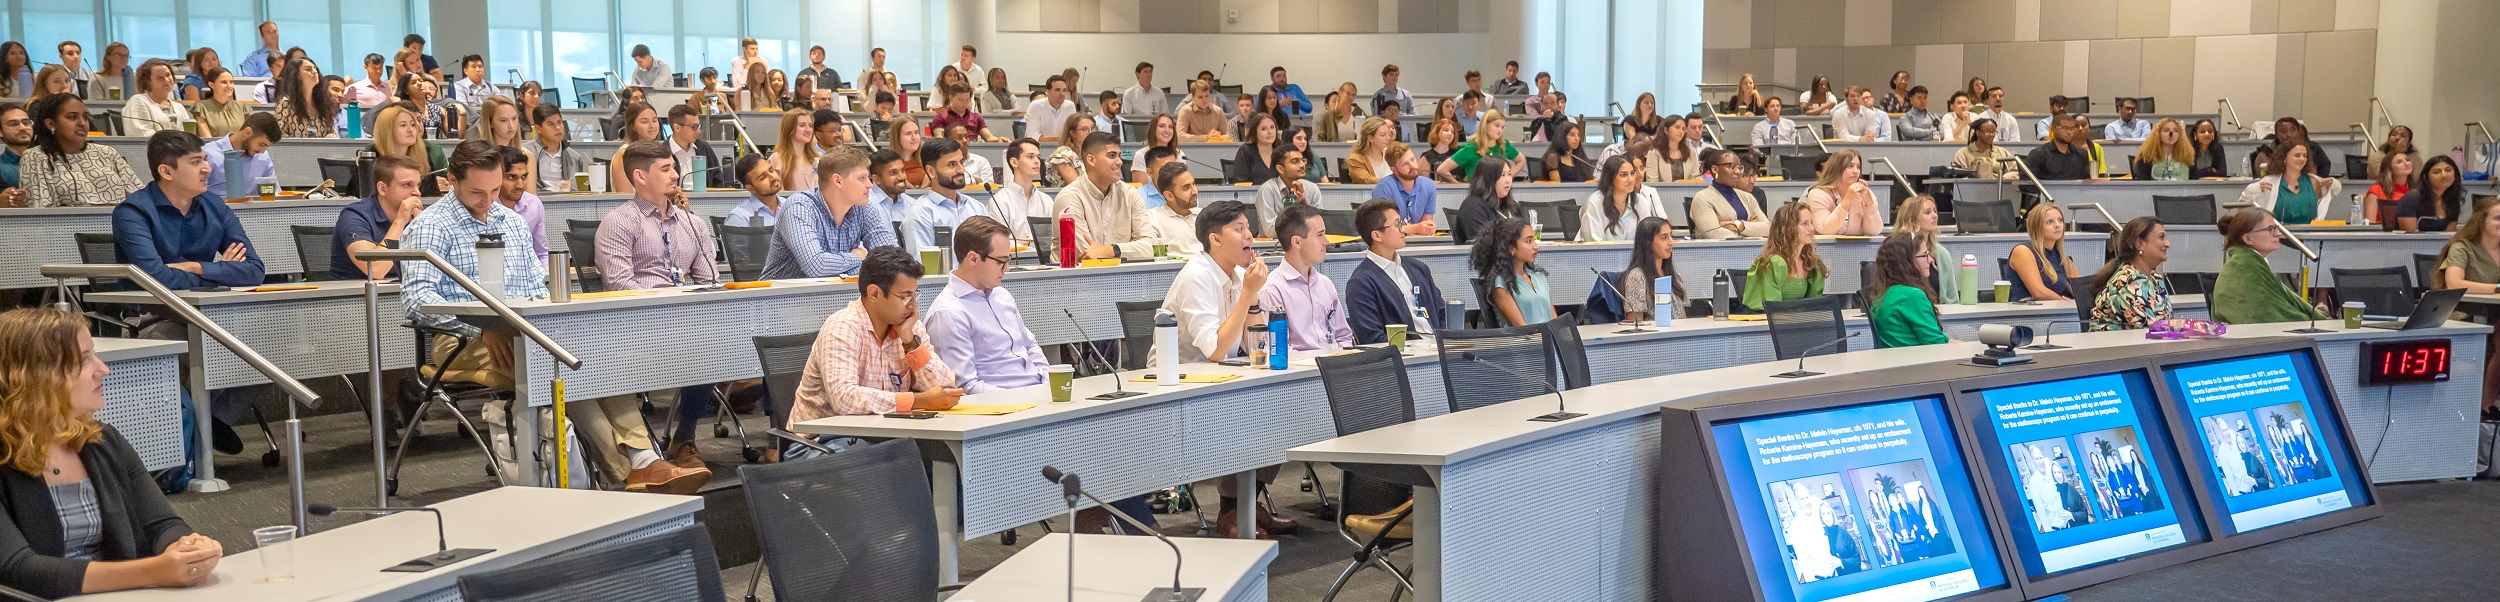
2144,339,2385,551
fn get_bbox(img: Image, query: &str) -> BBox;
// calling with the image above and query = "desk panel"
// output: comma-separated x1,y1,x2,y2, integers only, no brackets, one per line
0,199,353,289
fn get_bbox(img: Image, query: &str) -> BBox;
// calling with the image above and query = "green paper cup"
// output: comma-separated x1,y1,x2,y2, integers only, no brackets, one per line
1047,364,1075,402
1992,280,2013,304
1385,324,1408,348
2342,302,2366,329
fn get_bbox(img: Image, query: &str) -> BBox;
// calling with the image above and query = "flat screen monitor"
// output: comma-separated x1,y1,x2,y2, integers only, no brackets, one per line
1962,370,2206,577
2159,350,2373,534
1713,395,2009,602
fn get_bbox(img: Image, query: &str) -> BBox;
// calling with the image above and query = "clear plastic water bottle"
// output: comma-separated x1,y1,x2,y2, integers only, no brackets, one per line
2347,194,2366,225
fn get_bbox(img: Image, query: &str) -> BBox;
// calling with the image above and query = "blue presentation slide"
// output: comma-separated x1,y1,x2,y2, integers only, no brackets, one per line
1716,398,2007,602
1972,371,2196,576
2164,352,2368,533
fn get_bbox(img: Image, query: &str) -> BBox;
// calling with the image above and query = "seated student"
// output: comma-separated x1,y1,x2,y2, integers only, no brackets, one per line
2235,142,2340,225
1150,199,1292,537
1259,205,1355,351
1228,112,1282,185
1370,143,1443,235
866,149,916,219
1896,86,1941,142
761,147,900,279
1346,117,1396,185
1452,156,1520,245
1471,217,1553,327
2209,210,2325,325
2365,152,2414,225
786,247,964,436
2432,207,2500,414
1749,97,1801,148
523,104,594,192
662,105,722,185
1868,231,1949,348
1579,155,1663,241
2105,98,2152,142
899,138,991,253
1742,203,1828,311
1133,146,1179,210
1438,109,1518,182
2007,204,2083,301
0,308,226,599
992,139,1052,242
2027,115,2099,181
727,154,784,228
369,102,446,197
1140,162,1205,259
2189,119,2231,179
21,94,143,208
1831,87,1892,142
2398,155,2466,232
1346,198,1449,344
119,60,192,137
333,155,426,280
1951,118,2019,179
1253,146,1323,235
1803,150,1884,236
1895,195,1962,303
1091,90,1123,136
199,113,281,198
2033,96,2072,141
1538,121,1594,182
1619,217,1688,322
590,141,719,489
926,215,1048,394
1691,149,1771,239
113,131,267,292
2087,217,2174,332
494,147,550,262
1176,80,1227,142
2130,118,2194,181
1051,132,1156,260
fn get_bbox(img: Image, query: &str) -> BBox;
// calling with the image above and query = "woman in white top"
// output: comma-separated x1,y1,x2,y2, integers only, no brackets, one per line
1047,112,1096,188
1579,156,1663,241
1803,150,1884,235
1126,113,1189,182
119,60,192,137
992,139,1055,242
1798,75,1840,116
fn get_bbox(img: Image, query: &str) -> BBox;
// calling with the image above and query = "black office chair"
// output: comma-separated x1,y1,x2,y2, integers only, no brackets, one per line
2174,272,2216,296
572,76,608,95
2345,154,2372,180
458,522,724,602
1219,159,1236,182
1778,154,1827,180
1857,261,1881,312
1113,300,1163,371
749,332,840,460
2331,266,2416,316
740,439,958,602
1245,201,1268,239
2072,273,2106,325
1433,323,1551,413
1517,200,1582,241
1313,346,1426,602
1319,208,1359,238
720,225,774,282
1763,295,1850,360
1522,157,1545,182
2140,194,2220,226
2134,97,2157,113
317,158,362,197
566,218,604,234
1466,277,1493,328
1216,84,1243,96
1025,216,1058,266
388,323,505,496
1996,257,2017,302
1717,268,1753,314
68,232,139,336
2414,253,2443,292
563,230,605,293
289,225,336,282
93,110,124,136
1955,197,2022,234
1542,315,1592,390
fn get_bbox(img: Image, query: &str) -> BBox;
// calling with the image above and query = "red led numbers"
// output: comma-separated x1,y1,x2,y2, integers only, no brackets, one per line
2361,340,2451,386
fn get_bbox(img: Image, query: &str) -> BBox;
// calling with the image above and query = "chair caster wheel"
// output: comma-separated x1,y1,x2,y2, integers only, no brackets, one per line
485,464,497,477
262,450,281,467
714,424,729,438
1000,529,1018,545
742,448,762,463
386,478,400,496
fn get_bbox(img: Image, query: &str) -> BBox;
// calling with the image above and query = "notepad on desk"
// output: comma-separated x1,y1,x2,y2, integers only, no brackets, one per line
932,403,1034,416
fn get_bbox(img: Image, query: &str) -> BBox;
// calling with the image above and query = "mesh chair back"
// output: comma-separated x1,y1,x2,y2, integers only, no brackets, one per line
1318,208,1359,238
2072,273,2106,324
2151,194,2217,226
72,233,127,288
1518,200,1583,241
1522,157,1545,182
2414,253,2442,290
751,332,817,430
317,158,362,196
456,523,724,602
1467,277,1493,328
1433,323,1552,413
2134,97,2156,113
1996,257,2017,302
740,439,939,602
1316,346,1416,437
1779,154,1827,180
2174,272,2214,296
2331,266,2415,316
563,230,605,293
1764,295,1850,360
1955,198,2021,234
1717,268,1751,314
289,225,337,281
1114,300,1164,371
1025,217,1058,265
572,76,609,93
1543,315,1592,390
720,225,775,282
2344,155,2371,180
566,219,604,234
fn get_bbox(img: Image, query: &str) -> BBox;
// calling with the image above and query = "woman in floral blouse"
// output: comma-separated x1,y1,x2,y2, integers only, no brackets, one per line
2087,217,2175,331
18,94,142,208
271,57,337,139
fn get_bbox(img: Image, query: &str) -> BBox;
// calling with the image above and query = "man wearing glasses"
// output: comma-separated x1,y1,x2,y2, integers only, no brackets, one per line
1345,198,1449,344
2026,114,2099,181
924,215,1048,394
1690,148,1771,239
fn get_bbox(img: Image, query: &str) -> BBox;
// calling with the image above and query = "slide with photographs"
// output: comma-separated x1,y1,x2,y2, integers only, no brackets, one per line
2164,351,2367,533
1715,398,2006,602
1972,371,2195,576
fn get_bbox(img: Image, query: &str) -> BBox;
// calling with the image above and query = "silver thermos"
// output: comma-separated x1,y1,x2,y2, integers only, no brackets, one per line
547,250,572,303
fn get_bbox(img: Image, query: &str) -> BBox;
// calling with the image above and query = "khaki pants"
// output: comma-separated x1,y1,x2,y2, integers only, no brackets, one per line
433,335,655,478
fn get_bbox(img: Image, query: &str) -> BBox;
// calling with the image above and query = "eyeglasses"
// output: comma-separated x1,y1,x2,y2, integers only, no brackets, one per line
974,251,1011,264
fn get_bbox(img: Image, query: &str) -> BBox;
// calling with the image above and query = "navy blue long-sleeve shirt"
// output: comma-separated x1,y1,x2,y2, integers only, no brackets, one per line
111,182,265,289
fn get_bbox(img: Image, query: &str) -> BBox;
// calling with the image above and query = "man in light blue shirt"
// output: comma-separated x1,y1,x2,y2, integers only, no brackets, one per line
1267,66,1312,115
239,21,279,78
399,139,548,395
1371,64,1415,115
629,45,671,88
925,215,1047,393
450,54,502,114
1135,146,1177,210
2034,95,2070,141
760,146,899,279
725,154,782,228
1456,92,1485,137
900,139,991,253
2104,98,2151,142
866,149,914,224
1369,144,1440,233
201,113,281,197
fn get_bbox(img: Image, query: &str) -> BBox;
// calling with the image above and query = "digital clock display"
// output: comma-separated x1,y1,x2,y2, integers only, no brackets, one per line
2360,339,2451,386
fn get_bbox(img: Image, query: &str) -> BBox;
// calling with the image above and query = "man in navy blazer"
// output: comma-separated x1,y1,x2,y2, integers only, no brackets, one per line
1345,198,1448,344
111,131,266,291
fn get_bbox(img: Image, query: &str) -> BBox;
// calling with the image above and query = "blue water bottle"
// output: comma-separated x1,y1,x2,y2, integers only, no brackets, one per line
1268,309,1289,370
344,104,364,139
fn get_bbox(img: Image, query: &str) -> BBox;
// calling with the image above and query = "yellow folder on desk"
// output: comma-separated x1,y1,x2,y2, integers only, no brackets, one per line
1727,314,1768,322
932,403,1034,416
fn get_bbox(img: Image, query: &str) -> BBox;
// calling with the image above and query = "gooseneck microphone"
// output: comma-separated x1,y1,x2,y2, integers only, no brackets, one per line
308,503,496,572
1460,350,1582,422
1771,331,1864,378
1041,467,1204,602
2024,319,2081,350
1064,309,1144,399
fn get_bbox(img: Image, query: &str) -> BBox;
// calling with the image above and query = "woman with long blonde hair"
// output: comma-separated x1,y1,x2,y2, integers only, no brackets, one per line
1437,109,1516,181
470,96,527,149
1742,202,1827,311
1346,116,1397,184
0,308,224,598
2130,118,2195,181
772,110,819,190
368,102,444,196
2008,203,2083,301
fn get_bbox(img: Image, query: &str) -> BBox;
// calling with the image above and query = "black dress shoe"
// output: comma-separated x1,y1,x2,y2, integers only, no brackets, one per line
210,419,243,455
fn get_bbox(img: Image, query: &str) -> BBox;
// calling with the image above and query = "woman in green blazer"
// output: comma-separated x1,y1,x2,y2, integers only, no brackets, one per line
1743,202,1827,311
1869,231,1950,347
2210,210,2325,324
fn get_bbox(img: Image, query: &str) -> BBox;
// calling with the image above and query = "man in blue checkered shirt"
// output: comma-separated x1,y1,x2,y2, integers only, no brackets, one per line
760,145,897,279
398,140,547,390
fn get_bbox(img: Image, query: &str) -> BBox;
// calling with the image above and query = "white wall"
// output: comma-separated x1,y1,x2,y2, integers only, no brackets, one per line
983,32,1508,97
2374,0,2500,155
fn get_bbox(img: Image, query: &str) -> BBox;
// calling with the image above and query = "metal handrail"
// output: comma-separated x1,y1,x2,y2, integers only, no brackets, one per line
349,249,582,369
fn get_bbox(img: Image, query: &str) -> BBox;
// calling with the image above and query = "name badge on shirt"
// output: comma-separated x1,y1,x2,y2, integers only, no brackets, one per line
889,373,904,389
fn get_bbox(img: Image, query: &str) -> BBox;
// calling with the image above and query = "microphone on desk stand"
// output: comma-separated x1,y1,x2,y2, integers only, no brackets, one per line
1770,331,1864,379
1459,350,1582,422
1041,466,1205,602
1589,267,1652,333
1063,309,1145,399
2023,319,2081,350
307,503,496,572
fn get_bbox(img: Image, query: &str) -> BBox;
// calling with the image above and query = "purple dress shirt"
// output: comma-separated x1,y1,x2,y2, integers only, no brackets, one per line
1256,260,1354,351
924,275,1050,393
593,197,720,290
503,192,550,261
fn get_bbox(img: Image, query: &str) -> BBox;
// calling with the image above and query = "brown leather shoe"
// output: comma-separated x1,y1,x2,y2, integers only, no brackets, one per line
1213,509,1271,539
1255,504,1301,535
664,441,702,468
1345,500,1415,539
625,459,712,495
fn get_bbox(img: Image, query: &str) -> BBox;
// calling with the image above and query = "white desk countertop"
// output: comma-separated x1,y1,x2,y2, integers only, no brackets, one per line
951,533,1277,602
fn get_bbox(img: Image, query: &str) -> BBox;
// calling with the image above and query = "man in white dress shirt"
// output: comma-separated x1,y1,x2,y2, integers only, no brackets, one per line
1120,62,1169,117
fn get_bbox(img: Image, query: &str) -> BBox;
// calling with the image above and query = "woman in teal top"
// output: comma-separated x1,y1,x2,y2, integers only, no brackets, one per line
2210,210,2326,324
1869,231,1949,348
1743,203,1828,311
2234,142,2340,225
1470,217,1554,327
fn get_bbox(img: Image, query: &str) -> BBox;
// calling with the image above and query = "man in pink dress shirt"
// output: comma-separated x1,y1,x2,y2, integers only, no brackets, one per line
1256,204,1354,351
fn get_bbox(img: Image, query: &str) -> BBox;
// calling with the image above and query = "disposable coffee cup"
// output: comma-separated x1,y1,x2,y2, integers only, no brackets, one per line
1385,324,1408,348
1047,364,1075,402
2342,302,2366,329
1992,280,2013,304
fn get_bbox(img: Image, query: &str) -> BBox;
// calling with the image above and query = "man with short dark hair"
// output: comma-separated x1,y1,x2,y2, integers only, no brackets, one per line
931,84,996,142
788,246,962,427
1978,87,2019,143
1456,91,1485,137
591,140,722,486
629,44,671,88
664,104,721,183
798,45,838,91
728,153,782,227
1527,91,1571,142
1253,146,1321,236
452,54,499,113
1750,96,1800,147
762,146,899,278
345,53,393,114
241,21,280,78
951,45,982,86
993,138,1050,241
810,108,846,154
0,103,30,203
1135,146,1178,209
1051,132,1154,260
1121,62,1167,116
1463,69,1485,96
1373,64,1414,115
334,154,424,280
1524,72,1557,115
900,138,989,253
395,142,542,471
2035,95,2070,141
2027,114,2099,181
1491,61,1530,95
1268,66,1311,115
1026,75,1077,142
1259,204,1352,351
403,34,441,79
866,149,913,219
202,112,282,196
1897,86,1939,141
926,215,1044,394
1094,90,1123,135
2106,98,2150,142
1833,87,1892,142
1139,161,1202,258
495,146,550,261
115,130,265,291
1152,198,1281,537
1345,198,1447,344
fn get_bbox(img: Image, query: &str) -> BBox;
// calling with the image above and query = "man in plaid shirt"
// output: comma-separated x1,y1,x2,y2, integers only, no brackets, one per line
785,247,963,452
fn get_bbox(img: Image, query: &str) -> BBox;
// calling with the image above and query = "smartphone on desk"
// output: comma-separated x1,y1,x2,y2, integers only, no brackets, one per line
882,411,938,419
1215,358,1251,367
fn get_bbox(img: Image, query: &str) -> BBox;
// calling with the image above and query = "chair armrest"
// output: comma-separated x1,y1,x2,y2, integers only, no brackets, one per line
766,429,835,455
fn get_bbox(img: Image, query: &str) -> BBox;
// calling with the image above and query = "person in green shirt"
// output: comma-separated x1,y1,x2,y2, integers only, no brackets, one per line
1869,230,1949,348
1892,195,1962,303
1743,202,1827,311
2209,210,2325,324
1437,109,1518,182
2433,206,2500,416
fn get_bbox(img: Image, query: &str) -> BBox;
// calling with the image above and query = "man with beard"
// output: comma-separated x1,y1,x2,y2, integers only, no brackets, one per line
898,137,990,254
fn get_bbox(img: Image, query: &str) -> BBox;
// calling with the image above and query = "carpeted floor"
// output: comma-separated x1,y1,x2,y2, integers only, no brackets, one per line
171,398,2500,602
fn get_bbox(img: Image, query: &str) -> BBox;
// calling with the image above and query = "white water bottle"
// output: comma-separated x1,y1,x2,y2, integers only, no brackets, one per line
475,233,508,299
1153,309,1179,386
